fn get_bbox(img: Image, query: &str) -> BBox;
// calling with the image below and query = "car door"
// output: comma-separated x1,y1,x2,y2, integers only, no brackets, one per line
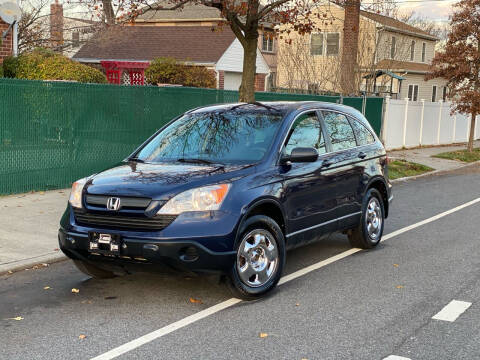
281,111,339,248
320,111,365,230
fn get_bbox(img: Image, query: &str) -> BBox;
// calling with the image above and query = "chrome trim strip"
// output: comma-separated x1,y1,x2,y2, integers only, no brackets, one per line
286,212,362,238
67,231,89,238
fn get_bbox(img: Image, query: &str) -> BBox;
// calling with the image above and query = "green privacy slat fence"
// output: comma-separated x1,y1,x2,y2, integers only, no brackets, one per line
0,78,383,195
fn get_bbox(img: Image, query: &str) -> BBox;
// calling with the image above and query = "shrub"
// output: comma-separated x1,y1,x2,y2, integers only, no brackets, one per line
2,56,19,78
145,57,216,88
15,48,107,84
0,64,3,78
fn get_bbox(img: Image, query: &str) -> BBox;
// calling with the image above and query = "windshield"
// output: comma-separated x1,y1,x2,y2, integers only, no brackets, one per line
135,110,284,164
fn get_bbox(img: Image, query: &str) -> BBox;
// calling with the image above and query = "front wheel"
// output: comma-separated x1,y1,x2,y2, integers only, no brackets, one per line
348,188,385,249
228,215,285,300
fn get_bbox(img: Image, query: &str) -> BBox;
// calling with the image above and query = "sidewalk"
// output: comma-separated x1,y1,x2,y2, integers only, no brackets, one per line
0,190,69,274
388,140,480,171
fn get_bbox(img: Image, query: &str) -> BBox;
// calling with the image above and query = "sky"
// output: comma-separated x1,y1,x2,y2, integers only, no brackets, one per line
397,0,458,21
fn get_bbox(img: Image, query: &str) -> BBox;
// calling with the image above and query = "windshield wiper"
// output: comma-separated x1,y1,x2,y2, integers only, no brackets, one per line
127,156,145,163
177,158,218,165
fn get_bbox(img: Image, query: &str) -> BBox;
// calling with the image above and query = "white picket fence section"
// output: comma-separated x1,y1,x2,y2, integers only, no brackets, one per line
382,97,480,150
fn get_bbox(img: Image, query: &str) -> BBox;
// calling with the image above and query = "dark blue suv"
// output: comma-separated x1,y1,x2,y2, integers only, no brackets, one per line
59,102,392,299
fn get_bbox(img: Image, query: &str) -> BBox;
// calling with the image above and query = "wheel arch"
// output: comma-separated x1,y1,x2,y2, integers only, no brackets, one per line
366,177,389,218
238,198,287,240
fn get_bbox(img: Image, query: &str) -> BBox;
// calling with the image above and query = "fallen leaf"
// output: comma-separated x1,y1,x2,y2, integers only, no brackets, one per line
259,332,268,338
189,297,202,304
7,270,13,274
81,300,93,304
41,263,49,267
393,264,399,267
43,286,51,290
295,303,300,306
39,191,45,195
7,316,23,321
53,248,60,252
72,288,80,293
396,285,404,289
78,334,86,340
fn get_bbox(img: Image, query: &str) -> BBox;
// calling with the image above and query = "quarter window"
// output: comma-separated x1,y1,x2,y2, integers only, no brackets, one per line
285,112,326,155
322,112,357,151
351,119,375,146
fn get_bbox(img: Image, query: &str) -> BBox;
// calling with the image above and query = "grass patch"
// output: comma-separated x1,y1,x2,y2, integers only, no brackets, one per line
433,148,480,163
388,159,434,180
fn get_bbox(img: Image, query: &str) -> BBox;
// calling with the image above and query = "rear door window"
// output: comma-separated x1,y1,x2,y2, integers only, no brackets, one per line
350,119,375,146
285,112,326,155
322,112,357,152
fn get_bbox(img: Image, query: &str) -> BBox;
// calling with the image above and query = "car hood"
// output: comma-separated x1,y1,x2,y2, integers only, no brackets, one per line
85,162,255,199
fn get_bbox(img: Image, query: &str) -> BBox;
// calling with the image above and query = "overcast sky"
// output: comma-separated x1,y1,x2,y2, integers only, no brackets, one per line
397,0,458,21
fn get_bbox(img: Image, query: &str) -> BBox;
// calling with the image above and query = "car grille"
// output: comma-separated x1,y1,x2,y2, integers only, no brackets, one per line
85,195,151,210
73,208,177,231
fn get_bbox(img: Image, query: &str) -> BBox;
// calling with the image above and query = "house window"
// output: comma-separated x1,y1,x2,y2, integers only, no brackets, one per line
310,33,323,55
72,32,80,48
422,42,426,62
410,40,415,61
390,36,396,59
326,33,339,55
262,33,274,52
432,85,437,102
442,86,448,101
408,84,419,101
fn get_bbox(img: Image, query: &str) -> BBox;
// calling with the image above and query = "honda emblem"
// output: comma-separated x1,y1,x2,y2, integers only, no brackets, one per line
106,197,121,211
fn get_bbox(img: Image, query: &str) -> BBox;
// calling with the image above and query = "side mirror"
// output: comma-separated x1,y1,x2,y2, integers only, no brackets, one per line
281,147,318,164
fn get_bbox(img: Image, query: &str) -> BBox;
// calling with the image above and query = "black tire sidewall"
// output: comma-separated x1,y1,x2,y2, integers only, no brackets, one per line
229,215,286,299
361,188,385,246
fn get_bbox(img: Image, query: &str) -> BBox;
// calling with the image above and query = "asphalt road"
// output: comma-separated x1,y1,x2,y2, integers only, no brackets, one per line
1,164,480,360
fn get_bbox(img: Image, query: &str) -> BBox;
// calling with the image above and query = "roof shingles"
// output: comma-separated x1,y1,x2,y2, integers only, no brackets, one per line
73,26,235,63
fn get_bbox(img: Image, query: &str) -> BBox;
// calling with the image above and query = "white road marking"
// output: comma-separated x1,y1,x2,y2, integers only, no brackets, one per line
383,355,411,360
91,197,480,360
432,300,472,322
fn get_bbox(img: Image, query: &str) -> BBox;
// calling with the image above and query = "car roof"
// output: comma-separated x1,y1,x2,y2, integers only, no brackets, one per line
188,101,364,120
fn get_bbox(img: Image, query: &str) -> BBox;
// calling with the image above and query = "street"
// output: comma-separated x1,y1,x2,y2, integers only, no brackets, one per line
1,164,479,360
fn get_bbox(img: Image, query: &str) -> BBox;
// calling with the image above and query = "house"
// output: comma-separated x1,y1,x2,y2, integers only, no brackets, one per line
277,1,448,101
72,1,277,91
50,0,100,58
0,5,16,63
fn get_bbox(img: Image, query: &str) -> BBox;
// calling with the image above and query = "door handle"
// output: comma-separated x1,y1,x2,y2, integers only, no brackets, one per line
358,152,367,159
321,159,333,168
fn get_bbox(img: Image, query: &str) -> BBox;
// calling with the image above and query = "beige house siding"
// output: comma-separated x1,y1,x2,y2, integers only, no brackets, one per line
375,30,435,64
399,74,448,101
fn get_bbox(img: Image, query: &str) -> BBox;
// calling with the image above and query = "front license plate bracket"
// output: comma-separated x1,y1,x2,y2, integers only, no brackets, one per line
89,232,121,255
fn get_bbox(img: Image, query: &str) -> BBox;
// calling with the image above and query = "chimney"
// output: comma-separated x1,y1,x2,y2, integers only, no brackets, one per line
341,0,360,95
0,19,14,63
50,0,64,51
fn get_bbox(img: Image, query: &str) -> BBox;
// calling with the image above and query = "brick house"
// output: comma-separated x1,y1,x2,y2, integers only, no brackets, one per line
277,1,448,101
72,1,275,91
0,18,14,64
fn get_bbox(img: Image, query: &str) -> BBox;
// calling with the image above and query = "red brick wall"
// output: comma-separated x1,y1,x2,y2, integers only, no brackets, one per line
254,74,266,92
341,0,360,94
0,19,13,64
218,70,224,89
50,0,64,50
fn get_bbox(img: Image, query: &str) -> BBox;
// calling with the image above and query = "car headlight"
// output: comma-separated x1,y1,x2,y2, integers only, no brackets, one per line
69,178,88,208
158,184,231,215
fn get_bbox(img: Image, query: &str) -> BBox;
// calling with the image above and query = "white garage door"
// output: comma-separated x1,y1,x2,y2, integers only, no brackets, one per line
224,72,242,91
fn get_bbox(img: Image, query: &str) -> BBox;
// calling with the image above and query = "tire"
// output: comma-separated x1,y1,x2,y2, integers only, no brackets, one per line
348,188,385,249
228,215,285,300
73,259,116,279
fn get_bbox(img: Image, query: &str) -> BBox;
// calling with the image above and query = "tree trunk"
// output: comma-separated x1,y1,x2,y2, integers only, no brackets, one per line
102,0,116,25
239,34,258,103
467,112,476,152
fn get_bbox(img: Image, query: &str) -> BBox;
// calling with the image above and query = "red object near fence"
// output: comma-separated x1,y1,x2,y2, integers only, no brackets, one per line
100,61,149,85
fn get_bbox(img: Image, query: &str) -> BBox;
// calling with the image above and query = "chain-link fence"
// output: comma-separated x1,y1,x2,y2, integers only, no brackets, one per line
0,78,383,194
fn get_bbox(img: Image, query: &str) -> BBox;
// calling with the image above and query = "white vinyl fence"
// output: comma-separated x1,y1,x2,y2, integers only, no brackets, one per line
382,97,480,150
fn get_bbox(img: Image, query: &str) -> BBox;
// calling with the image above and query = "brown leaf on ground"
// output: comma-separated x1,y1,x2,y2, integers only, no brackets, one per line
7,270,13,274
259,332,268,338
72,288,80,293
189,297,202,304
43,286,51,290
296,303,300,306
78,334,86,340
6,316,24,321
393,264,399,267
396,285,404,289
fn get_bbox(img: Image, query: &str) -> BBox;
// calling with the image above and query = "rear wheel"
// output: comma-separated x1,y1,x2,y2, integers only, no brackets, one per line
348,188,385,249
229,215,285,300
73,259,116,279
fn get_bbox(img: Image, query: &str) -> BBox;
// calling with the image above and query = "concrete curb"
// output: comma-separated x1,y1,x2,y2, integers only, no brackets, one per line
391,159,480,184
0,252,67,276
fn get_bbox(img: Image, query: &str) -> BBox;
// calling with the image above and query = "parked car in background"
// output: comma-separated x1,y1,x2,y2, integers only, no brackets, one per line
59,101,392,299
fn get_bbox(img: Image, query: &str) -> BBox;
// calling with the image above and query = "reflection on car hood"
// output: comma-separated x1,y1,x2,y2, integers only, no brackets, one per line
86,162,253,199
